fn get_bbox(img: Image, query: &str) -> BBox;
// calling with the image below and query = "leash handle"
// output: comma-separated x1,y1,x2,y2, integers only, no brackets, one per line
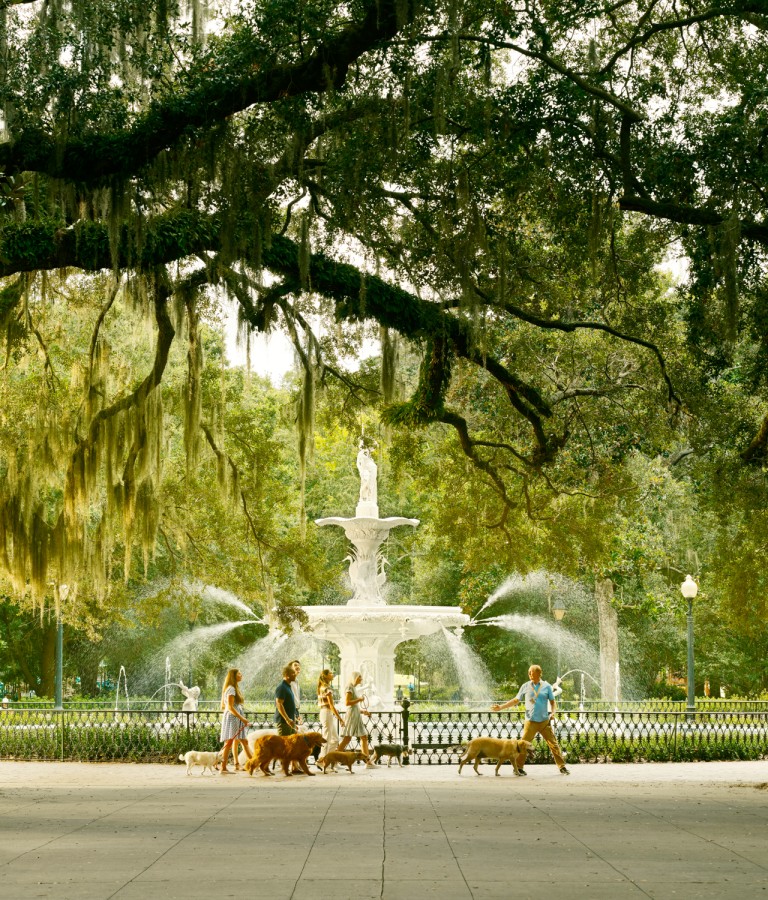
232,718,252,741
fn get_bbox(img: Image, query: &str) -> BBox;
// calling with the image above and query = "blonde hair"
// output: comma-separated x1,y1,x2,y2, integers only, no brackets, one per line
220,668,244,708
528,664,542,679
317,669,334,693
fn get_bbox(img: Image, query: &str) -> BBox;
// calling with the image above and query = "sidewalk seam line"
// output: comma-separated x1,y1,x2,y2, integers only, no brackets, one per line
617,794,768,874
0,784,178,871
424,782,475,899
103,786,251,900
516,787,655,898
287,782,342,899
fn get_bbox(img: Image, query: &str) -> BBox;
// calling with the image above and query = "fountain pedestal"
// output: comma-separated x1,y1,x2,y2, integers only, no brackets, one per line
307,444,469,707
303,605,468,708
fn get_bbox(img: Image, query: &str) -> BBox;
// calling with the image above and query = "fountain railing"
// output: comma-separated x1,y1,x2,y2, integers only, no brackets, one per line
2,704,767,764
6,697,768,713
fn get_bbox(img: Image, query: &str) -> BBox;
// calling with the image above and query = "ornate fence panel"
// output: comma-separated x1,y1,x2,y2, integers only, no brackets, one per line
2,707,767,764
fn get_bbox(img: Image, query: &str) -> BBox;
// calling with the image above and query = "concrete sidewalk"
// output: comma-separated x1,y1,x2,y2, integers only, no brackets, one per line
0,760,766,900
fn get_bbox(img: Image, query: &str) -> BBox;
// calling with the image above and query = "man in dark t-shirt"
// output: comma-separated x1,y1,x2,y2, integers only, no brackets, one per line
275,665,298,736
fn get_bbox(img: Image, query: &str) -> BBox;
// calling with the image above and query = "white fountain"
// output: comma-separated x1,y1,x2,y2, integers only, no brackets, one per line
305,442,469,707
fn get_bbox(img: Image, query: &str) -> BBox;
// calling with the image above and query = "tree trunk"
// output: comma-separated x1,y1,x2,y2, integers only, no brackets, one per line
595,577,620,702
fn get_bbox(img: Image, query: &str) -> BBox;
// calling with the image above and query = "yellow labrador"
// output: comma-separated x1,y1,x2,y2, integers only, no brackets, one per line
458,737,532,776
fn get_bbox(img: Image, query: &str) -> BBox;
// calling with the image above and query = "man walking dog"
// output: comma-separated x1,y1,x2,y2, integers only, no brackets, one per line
491,664,570,776
275,665,298,736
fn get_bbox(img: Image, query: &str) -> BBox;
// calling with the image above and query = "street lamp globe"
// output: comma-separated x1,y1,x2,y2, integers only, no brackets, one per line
680,574,698,600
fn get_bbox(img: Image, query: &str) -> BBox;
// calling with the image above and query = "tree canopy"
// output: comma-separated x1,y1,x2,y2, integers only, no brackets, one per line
0,0,767,669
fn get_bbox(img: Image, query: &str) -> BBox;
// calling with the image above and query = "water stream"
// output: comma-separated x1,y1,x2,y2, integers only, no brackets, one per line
475,613,601,679
440,626,494,702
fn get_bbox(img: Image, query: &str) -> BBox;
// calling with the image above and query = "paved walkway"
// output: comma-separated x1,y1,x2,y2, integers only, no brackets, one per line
0,760,766,900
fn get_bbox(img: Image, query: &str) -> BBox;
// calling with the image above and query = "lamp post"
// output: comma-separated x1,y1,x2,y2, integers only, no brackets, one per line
187,608,199,686
680,575,698,716
54,584,69,710
417,661,421,699
552,599,566,678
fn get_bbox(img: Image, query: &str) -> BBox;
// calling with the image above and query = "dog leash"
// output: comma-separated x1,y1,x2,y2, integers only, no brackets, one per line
231,717,253,741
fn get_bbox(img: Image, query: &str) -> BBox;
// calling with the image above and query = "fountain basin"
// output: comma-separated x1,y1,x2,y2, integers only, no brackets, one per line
303,604,469,708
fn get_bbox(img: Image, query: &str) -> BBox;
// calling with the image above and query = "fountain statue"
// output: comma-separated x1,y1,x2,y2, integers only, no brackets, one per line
178,681,201,713
305,442,468,706
356,441,378,514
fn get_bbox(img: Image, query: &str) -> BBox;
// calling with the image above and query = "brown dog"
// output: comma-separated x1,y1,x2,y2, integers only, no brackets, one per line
245,731,325,777
458,737,532,776
317,750,367,773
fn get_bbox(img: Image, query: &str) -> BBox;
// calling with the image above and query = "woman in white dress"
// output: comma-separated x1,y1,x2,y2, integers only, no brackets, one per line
219,668,251,774
316,669,343,769
337,671,376,768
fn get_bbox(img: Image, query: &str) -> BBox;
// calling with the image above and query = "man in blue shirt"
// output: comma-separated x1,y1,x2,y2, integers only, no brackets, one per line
491,664,569,775
275,665,298,736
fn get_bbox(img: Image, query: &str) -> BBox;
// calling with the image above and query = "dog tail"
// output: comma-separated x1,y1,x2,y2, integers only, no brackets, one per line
178,754,185,762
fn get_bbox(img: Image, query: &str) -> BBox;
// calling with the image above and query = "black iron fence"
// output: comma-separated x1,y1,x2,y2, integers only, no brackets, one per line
6,698,767,713
2,703,767,765
403,708,768,765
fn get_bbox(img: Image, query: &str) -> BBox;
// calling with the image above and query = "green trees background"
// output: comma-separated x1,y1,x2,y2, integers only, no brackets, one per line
0,0,766,698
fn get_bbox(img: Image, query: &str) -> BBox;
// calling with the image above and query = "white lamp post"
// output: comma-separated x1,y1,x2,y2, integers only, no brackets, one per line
187,608,199,687
680,575,698,716
55,584,69,710
552,600,566,677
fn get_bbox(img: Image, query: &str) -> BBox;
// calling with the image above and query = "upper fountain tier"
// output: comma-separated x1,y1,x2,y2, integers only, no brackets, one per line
315,444,419,606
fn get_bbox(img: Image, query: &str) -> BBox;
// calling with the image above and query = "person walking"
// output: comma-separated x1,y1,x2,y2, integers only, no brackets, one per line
219,668,251,775
491,664,570,776
275,664,298,736
289,659,302,725
337,671,376,768
316,668,344,770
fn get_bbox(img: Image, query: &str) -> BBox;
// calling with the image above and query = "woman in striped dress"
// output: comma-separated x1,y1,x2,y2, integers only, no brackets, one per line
219,668,251,774
337,672,376,768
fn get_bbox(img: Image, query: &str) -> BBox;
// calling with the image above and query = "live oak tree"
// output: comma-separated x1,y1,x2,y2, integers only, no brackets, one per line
0,0,767,645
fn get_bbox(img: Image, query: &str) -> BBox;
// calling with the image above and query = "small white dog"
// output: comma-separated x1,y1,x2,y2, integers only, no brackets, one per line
179,749,222,775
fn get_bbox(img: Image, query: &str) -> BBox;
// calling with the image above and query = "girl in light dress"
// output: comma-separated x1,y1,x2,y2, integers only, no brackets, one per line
337,671,376,768
316,668,343,770
219,668,251,774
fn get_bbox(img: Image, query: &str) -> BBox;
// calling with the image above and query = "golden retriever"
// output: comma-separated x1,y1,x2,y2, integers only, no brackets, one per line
237,728,278,767
317,750,367,773
245,731,325,777
458,737,532,776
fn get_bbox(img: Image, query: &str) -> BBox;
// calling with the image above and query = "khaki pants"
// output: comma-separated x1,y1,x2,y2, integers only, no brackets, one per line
517,719,566,769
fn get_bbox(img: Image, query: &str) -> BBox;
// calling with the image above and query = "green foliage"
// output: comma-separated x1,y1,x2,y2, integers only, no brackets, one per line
1,0,768,698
